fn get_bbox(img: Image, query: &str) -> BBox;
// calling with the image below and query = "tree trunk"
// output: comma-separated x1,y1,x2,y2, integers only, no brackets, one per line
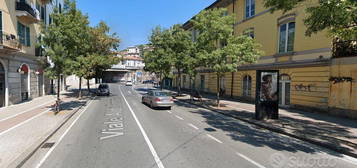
78,77,82,98
87,79,90,94
189,75,193,101
216,73,220,107
57,74,61,101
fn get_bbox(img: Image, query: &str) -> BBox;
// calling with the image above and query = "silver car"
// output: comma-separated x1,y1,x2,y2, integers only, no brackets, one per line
142,90,174,109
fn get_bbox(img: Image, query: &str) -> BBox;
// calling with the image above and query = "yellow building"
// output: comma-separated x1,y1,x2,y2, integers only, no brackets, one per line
174,0,357,119
0,0,64,107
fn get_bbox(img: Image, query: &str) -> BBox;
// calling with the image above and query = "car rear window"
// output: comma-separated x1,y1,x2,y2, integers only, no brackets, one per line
154,92,171,96
99,85,108,89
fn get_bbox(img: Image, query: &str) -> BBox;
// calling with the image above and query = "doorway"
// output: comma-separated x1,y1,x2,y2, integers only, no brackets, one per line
0,63,5,107
279,74,291,106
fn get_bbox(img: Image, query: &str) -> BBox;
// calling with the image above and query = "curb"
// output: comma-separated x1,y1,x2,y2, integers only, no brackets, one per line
177,99,357,159
13,96,96,168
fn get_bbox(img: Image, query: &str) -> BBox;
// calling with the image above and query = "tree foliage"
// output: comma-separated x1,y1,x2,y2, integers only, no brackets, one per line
192,8,262,106
263,0,357,40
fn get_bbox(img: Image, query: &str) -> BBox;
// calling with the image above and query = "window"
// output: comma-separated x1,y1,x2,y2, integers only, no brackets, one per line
59,3,62,13
245,0,255,18
200,75,205,91
18,22,31,46
243,28,254,39
279,22,295,53
243,75,252,97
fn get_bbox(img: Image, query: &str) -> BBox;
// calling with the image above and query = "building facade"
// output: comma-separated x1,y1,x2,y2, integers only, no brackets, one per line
104,46,151,83
0,0,63,107
173,0,357,118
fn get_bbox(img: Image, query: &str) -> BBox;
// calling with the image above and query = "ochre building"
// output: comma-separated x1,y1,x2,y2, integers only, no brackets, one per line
172,0,357,119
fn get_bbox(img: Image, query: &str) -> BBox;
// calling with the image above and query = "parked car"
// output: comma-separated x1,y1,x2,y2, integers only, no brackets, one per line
143,80,154,84
97,84,110,96
126,81,133,86
142,90,174,109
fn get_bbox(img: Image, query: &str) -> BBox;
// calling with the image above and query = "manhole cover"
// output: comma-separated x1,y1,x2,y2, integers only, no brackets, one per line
42,142,55,148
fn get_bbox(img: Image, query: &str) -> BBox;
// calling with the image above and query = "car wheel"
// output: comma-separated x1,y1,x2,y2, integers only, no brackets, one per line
168,106,171,110
150,101,154,109
142,97,145,104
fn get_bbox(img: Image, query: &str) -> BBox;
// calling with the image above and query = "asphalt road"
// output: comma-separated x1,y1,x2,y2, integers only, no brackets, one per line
28,84,357,168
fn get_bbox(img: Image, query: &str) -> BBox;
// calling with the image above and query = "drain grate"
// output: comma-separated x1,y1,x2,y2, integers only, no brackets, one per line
41,142,55,148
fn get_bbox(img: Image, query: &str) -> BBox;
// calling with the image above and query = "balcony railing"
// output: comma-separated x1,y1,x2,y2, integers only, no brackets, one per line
0,31,22,51
332,39,357,58
16,1,40,23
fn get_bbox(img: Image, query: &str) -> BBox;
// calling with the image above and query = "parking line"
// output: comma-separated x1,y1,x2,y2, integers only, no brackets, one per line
188,123,199,130
175,115,184,120
167,111,172,114
206,134,223,144
119,87,165,168
236,152,265,168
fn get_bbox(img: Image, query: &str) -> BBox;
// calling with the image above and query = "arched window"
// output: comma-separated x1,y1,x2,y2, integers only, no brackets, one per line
242,75,252,97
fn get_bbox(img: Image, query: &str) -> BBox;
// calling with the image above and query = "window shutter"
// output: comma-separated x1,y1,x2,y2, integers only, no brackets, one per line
18,22,24,45
26,27,30,46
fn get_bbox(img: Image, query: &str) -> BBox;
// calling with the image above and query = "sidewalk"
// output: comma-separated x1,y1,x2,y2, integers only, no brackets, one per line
0,89,93,167
171,90,357,158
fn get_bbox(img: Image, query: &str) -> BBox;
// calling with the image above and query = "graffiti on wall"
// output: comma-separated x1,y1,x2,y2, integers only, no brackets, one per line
294,84,316,92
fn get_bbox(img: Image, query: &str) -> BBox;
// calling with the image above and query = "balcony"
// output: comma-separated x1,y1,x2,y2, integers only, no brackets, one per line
16,1,40,24
0,31,22,52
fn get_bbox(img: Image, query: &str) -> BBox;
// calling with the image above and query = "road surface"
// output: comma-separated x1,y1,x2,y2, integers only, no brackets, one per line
24,83,357,168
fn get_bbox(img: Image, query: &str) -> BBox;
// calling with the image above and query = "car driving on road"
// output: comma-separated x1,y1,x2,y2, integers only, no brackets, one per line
97,83,110,96
126,81,133,86
142,90,174,109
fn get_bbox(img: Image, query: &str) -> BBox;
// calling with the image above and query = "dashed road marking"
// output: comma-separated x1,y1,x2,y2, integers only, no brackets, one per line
236,152,266,168
206,134,223,144
175,115,184,120
188,123,199,130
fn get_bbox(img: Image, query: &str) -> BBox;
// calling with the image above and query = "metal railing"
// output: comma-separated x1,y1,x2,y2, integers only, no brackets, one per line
332,39,357,58
0,31,21,50
16,1,40,20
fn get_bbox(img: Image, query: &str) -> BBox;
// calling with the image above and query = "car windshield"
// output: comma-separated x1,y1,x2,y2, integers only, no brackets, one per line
154,92,171,97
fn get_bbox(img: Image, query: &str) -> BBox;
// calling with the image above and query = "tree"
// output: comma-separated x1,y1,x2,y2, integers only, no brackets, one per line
41,0,88,100
192,8,262,107
169,24,195,95
262,0,357,41
82,21,120,93
144,26,172,90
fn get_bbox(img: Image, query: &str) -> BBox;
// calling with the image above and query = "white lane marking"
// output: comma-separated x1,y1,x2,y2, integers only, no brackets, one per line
175,115,184,120
206,134,223,144
166,111,172,114
35,98,95,168
128,91,132,94
0,100,54,122
119,87,165,168
0,108,51,137
188,123,199,130
236,152,266,168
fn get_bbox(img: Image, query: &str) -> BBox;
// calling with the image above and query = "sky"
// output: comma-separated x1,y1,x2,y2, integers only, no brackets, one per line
76,0,216,50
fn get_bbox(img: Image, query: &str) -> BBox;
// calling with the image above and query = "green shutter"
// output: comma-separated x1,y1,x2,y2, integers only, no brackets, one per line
18,22,24,45
26,27,30,46
0,11,2,31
